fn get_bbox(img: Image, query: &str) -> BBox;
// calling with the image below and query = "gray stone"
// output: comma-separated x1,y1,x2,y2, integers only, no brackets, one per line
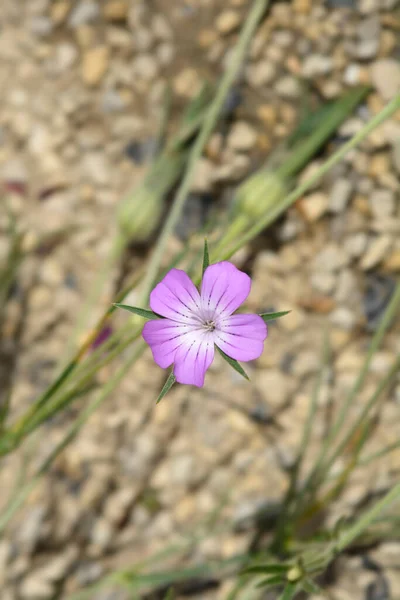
302,55,333,78
310,271,337,294
369,189,396,219
355,16,380,60
68,1,99,27
360,235,393,270
275,75,301,99
343,232,368,258
370,60,400,102
227,121,257,152
329,179,353,213
246,61,276,87
313,243,350,272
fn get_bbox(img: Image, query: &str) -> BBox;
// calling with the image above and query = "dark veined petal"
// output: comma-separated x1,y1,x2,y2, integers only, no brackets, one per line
142,319,200,368
173,332,215,387
149,269,201,323
215,314,267,362
200,262,251,319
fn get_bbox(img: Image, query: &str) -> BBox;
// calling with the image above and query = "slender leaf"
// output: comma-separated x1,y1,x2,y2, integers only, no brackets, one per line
157,372,176,404
114,304,160,320
259,311,291,322
256,574,285,589
278,582,298,600
216,346,249,381
202,238,210,276
242,564,288,576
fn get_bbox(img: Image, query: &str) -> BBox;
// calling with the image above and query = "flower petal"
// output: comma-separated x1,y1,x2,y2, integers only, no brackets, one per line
200,262,251,319
173,333,214,387
142,319,198,368
149,269,201,323
215,314,267,362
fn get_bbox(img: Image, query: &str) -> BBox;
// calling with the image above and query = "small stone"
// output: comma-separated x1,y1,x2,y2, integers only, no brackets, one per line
103,0,128,22
192,158,214,193
198,28,218,49
30,16,53,37
20,576,54,600
302,55,333,78
293,0,312,12
310,272,337,294
354,16,380,60
246,61,276,87
360,236,393,270
152,14,173,40
369,189,395,218
313,243,350,272
255,369,294,409
299,192,328,222
68,0,99,27
370,60,400,102
330,307,357,330
51,1,71,25
343,63,369,86
81,46,110,86
227,121,257,152
384,249,400,272
173,68,201,98
343,232,368,258
216,10,241,35
329,179,353,213
275,75,301,99
133,54,159,81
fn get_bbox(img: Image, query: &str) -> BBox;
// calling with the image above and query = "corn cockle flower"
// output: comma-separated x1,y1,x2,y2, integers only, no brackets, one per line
142,262,267,387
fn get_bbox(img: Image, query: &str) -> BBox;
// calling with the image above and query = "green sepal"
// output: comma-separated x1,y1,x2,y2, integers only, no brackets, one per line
157,372,176,404
216,346,249,381
242,564,288,576
202,238,210,276
259,310,291,322
113,304,161,320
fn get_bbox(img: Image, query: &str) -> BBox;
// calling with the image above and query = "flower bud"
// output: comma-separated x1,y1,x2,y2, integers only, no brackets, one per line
234,170,287,221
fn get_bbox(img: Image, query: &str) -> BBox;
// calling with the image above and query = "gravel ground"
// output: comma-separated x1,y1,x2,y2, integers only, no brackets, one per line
0,0,400,598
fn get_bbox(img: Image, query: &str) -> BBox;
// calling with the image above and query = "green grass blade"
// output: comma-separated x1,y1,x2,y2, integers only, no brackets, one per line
216,346,249,381
202,238,210,276
260,311,291,322
114,304,160,320
157,372,176,403
256,574,285,588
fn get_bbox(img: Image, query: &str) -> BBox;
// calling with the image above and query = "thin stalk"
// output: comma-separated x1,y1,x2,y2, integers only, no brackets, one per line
324,353,400,472
304,282,400,492
139,0,270,303
336,481,400,552
219,94,400,261
359,440,400,466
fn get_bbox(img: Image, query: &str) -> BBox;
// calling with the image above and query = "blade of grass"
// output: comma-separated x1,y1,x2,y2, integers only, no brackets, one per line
202,238,210,276
260,311,291,322
304,283,400,493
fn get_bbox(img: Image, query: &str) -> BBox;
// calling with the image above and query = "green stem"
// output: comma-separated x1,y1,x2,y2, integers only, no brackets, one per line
336,481,400,552
139,0,270,303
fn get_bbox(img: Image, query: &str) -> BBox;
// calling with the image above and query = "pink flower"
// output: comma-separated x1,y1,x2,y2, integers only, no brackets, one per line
142,262,268,387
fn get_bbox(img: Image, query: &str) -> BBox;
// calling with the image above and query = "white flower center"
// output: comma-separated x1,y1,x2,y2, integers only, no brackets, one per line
203,319,216,332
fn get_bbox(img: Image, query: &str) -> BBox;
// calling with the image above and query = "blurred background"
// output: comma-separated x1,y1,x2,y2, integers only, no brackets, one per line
0,0,400,599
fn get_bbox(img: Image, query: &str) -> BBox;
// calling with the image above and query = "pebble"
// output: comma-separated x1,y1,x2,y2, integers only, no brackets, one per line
313,243,350,272
329,179,353,213
216,10,241,35
19,576,54,600
81,46,110,86
132,54,159,81
310,271,337,294
360,235,393,270
302,55,333,78
246,61,276,87
344,232,368,258
299,192,328,222
330,306,357,330
275,75,301,99
103,1,128,22
227,121,257,152
370,59,400,101
68,0,99,27
255,369,294,409
354,16,380,60
369,189,395,218
173,67,201,98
